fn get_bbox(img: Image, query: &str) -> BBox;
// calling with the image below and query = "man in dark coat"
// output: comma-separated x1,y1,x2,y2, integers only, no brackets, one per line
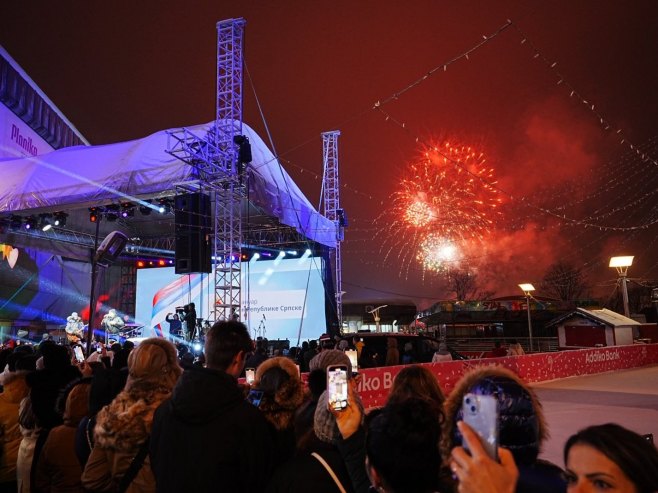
150,320,273,493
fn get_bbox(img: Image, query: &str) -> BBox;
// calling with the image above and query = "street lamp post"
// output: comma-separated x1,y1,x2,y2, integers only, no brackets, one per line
609,256,634,318
519,283,535,352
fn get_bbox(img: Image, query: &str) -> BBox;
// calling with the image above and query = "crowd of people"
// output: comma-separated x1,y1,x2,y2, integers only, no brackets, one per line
0,323,655,493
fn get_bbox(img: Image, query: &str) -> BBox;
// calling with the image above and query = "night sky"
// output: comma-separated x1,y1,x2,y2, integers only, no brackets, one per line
2,1,657,308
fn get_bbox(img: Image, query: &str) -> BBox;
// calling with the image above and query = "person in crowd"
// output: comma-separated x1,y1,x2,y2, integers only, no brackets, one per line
490,340,507,358
298,342,309,371
34,378,91,492
366,398,444,493
82,338,182,493
17,395,39,493
183,303,197,341
563,423,658,493
75,359,128,467
432,343,454,363
443,366,566,493
450,420,519,493
0,355,30,492
150,321,273,493
253,357,305,467
385,337,399,366
268,349,362,493
507,339,525,356
303,340,319,371
337,339,350,351
25,342,82,487
401,342,415,364
245,339,269,370
319,333,335,351
386,364,445,413
358,344,379,369
352,337,364,359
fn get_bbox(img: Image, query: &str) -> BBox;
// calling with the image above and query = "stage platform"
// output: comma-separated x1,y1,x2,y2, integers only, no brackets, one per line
534,365,658,466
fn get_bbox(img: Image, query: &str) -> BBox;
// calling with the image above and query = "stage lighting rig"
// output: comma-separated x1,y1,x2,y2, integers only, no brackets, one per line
139,201,152,216
105,204,120,222
38,213,53,231
24,216,37,230
9,216,22,230
120,203,135,218
53,211,68,227
157,198,172,214
89,207,103,223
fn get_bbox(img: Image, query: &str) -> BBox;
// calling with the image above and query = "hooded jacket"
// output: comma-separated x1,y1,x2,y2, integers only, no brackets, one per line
81,384,171,493
150,365,274,493
34,379,90,492
443,366,565,493
0,371,30,483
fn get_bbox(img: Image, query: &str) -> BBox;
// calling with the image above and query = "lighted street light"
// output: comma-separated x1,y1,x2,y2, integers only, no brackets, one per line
518,283,535,352
609,256,634,318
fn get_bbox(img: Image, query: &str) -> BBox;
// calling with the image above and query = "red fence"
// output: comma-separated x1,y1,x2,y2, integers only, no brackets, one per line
354,344,658,409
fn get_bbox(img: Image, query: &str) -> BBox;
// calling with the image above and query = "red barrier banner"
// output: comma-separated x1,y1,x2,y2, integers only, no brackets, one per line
355,344,658,409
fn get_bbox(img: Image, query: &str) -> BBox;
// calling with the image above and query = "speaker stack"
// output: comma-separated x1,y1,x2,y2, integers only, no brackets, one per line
174,193,212,274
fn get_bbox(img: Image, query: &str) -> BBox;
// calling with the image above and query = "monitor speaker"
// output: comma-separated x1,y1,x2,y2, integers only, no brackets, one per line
174,193,211,274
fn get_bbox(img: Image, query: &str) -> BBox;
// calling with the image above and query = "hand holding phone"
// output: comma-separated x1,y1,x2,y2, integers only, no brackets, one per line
245,368,255,385
462,393,498,460
246,389,264,407
73,346,85,363
327,365,348,411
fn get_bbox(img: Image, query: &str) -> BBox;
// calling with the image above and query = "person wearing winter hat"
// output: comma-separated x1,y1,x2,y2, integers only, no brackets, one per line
443,366,566,493
82,338,182,493
267,351,363,493
34,378,91,492
254,357,306,466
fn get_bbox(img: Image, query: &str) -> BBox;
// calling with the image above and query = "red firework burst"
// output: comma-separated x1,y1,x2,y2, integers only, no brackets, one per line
379,139,502,275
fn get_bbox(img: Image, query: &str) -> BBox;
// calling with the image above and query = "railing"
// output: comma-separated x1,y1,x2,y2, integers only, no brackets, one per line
449,337,559,354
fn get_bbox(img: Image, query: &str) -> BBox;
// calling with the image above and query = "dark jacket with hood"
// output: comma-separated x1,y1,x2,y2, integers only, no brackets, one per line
150,365,274,493
443,366,566,493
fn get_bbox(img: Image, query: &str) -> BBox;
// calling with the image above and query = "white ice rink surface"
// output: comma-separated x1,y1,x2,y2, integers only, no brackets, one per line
533,365,658,466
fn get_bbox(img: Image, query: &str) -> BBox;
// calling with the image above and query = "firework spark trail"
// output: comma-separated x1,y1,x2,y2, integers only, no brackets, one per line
376,140,503,277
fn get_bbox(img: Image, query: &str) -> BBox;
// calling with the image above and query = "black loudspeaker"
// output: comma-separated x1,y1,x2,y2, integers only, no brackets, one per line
175,193,211,274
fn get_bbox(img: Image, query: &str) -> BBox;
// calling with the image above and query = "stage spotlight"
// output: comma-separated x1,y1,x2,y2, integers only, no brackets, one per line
157,199,171,214
137,260,145,268
158,259,166,266
139,201,152,216
120,203,135,218
24,216,37,230
38,214,53,231
9,216,22,230
53,211,68,227
89,207,102,223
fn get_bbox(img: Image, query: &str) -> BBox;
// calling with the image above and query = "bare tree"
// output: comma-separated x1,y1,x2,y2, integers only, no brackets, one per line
446,269,479,301
541,262,589,301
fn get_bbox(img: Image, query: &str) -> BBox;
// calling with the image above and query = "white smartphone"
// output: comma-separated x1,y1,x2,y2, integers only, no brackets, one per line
73,346,85,363
245,368,255,385
345,349,358,373
327,364,348,411
462,393,498,460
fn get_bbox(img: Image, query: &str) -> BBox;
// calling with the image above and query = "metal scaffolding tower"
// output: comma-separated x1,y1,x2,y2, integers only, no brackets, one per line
167,18,246,323
321,130,343,329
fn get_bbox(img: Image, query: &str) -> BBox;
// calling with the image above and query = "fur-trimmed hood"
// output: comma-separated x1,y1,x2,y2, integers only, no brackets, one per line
442,366,548,465
94,384,172,452
254,357,305,431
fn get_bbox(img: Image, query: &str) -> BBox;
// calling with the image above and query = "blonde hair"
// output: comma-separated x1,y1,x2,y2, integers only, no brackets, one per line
126,338,182,391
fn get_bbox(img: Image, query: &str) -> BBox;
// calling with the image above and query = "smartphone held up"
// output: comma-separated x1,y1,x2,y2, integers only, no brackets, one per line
327,364,348,411
245,368,255,385
461,393,499,460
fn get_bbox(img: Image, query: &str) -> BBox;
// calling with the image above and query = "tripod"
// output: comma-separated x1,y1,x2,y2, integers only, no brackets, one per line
256,315,267,339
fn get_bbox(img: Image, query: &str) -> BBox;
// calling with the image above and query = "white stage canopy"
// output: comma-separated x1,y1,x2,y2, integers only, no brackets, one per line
0,121,336,248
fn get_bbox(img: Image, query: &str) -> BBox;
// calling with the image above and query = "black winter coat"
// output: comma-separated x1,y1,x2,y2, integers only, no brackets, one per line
150,366,274,493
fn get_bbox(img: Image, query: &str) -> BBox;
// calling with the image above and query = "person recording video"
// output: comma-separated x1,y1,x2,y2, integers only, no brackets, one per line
184,303,197,341
166,311,183,339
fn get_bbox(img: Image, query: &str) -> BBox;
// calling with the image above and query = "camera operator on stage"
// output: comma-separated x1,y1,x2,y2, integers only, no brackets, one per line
183,303,197,341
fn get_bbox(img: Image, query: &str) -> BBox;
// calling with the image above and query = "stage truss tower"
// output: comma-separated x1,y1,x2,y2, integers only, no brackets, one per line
167,18,246,323
321,130,343,330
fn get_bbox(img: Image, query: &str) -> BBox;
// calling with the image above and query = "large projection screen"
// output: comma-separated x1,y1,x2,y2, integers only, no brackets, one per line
135,256,327,344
